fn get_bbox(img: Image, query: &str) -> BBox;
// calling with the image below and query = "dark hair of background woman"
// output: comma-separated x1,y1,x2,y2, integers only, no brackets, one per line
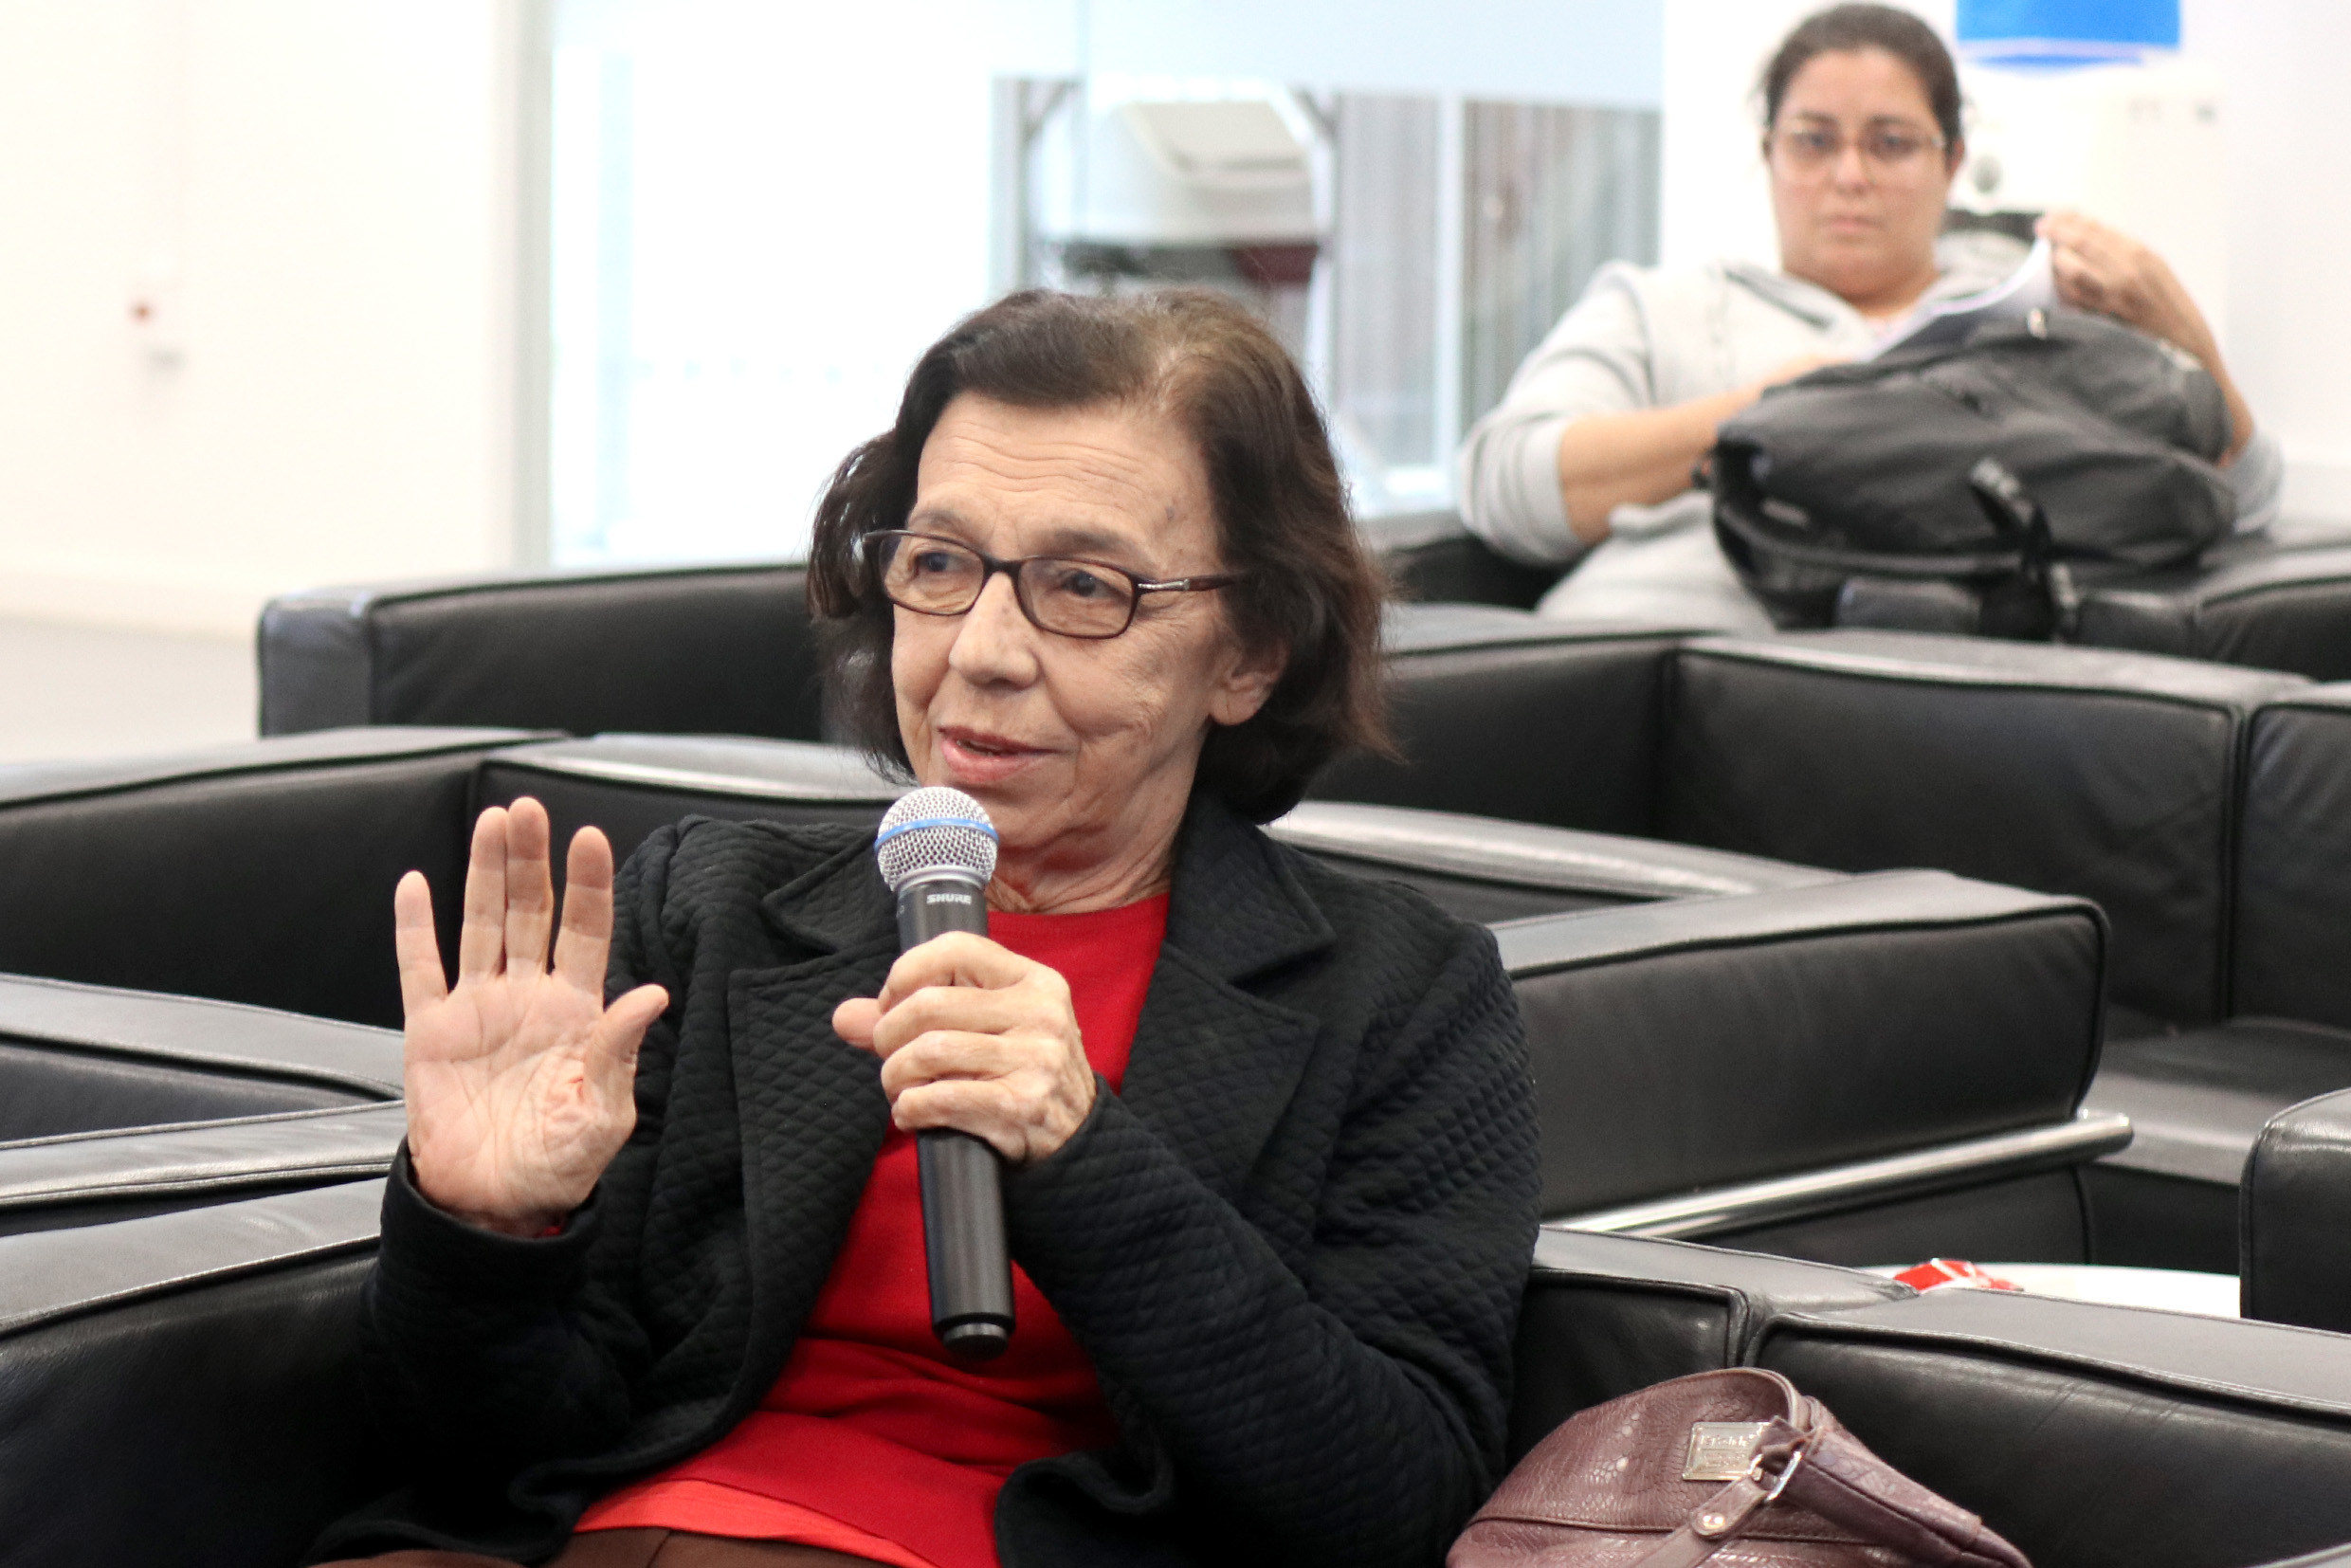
1759,2,1964,150
807,287,1392,824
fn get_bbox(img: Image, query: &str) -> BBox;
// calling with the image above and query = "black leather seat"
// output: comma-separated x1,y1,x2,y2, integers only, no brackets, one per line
260,562,825,740
20,1194,2351,1568
2086,685,2351,1269
0,727,546,1027
1323,621,2317,1269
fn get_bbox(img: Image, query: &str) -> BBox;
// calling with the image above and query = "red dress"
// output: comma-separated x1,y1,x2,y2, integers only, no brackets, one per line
575,894,1170,1568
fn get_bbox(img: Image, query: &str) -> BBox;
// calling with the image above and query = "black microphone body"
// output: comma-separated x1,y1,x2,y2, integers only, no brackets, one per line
890,856,1015,1362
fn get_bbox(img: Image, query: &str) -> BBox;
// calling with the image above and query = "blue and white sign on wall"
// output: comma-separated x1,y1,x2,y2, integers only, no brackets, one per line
1958,0,2178,60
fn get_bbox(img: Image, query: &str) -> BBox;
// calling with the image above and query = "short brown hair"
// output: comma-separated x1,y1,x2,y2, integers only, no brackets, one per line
806,288,1390,823
1760,4,1963,155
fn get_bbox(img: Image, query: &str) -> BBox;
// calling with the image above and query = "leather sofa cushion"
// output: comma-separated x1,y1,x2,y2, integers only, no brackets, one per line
1312,606,1684,835
2235,690,2351,1029
1497,871,2103,1216
1662,630,2303,1024
0,729,540,1027
2088,1018,2351,1189
1758,1289,2351,1568
260,563,823,741
0,974,400,1142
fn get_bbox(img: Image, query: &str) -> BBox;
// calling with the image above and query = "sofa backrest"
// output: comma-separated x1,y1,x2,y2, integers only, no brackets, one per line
0,728,539,1027
0,974,400,1143
1660,630,2303,1026
2235,688,2351,1030
260,563,824,741
1311,606,1686,836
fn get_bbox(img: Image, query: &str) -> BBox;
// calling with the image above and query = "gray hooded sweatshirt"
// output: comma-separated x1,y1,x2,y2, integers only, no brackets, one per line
1455,235,2283,632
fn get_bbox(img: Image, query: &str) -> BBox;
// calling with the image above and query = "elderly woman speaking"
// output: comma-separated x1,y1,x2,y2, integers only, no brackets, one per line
311,290,1540,1568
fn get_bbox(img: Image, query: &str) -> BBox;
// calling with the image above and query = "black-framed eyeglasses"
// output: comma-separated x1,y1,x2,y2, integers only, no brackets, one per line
863,530,1244,640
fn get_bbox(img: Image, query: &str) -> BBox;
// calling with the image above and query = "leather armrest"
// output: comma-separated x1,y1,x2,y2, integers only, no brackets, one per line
2237,689,2351,1029
1315,606,1686,835
1510,1229,1907,1457
1664,629,2303,1025
1498,870,2105,1217
0,973,400,1142
0,1103,403,1235
0,729,542,1026
2078,543,2351,681
0,1183,386,1567
1756,1287,2351,1568
1270,799,1835,924
2241,1085,2351,1334
260,561,823,741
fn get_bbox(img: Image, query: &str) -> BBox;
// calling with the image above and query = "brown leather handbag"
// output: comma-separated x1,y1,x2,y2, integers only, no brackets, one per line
1449,1368,2032,1568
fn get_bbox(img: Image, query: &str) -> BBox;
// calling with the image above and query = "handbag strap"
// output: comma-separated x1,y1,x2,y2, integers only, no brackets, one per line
1629,1432,1810,1568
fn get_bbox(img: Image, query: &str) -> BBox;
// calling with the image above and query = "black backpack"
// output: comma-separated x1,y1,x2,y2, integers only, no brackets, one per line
1710,307,2235,639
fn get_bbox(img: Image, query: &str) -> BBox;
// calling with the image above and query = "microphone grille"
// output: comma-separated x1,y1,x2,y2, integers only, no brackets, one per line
876,787,998,892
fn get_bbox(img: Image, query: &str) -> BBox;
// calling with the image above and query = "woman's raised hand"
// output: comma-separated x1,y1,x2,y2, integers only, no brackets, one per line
831,933,1097,1167
394,797,668,1237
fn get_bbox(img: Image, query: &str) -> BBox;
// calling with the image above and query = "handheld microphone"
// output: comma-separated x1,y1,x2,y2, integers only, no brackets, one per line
875,787,1014,1362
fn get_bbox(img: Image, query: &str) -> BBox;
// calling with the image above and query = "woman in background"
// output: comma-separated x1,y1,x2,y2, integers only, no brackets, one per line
1457,2,2279,632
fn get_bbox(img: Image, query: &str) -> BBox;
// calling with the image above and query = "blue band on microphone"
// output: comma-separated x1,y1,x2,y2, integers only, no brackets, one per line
876,813,998,846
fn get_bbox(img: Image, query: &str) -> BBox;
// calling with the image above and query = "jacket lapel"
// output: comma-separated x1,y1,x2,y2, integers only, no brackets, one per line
726,839,901,1394
1117,797,1336,1201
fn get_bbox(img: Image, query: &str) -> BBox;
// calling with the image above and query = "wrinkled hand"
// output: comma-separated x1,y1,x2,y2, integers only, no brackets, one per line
395,798,668,1237
2038,209,2218,364
832,932,1097,1166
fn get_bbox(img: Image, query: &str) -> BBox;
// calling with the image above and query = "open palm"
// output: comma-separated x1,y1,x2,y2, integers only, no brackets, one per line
394,797,668,1237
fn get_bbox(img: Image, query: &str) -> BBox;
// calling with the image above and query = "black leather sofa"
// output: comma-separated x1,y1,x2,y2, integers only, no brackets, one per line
0,727,2121,1263
254,571,2351,1267
12,1195,2351,1568
1327,612,2351,1270
2087,684,2351,1272
257,562,826,740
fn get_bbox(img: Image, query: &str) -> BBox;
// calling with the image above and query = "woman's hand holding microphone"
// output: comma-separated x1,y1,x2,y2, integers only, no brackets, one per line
396,796,1094,1239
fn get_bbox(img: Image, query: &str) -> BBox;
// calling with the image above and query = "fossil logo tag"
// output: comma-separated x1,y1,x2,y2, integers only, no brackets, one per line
1683,1422,1770,1482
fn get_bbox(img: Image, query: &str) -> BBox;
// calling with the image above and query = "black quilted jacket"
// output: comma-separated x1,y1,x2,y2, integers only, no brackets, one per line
311,793,1539,1568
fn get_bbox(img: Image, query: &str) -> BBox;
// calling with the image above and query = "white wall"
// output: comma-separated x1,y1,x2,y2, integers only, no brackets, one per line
0,0,526,639
1659,0,2351,520
2185,0,2351,520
